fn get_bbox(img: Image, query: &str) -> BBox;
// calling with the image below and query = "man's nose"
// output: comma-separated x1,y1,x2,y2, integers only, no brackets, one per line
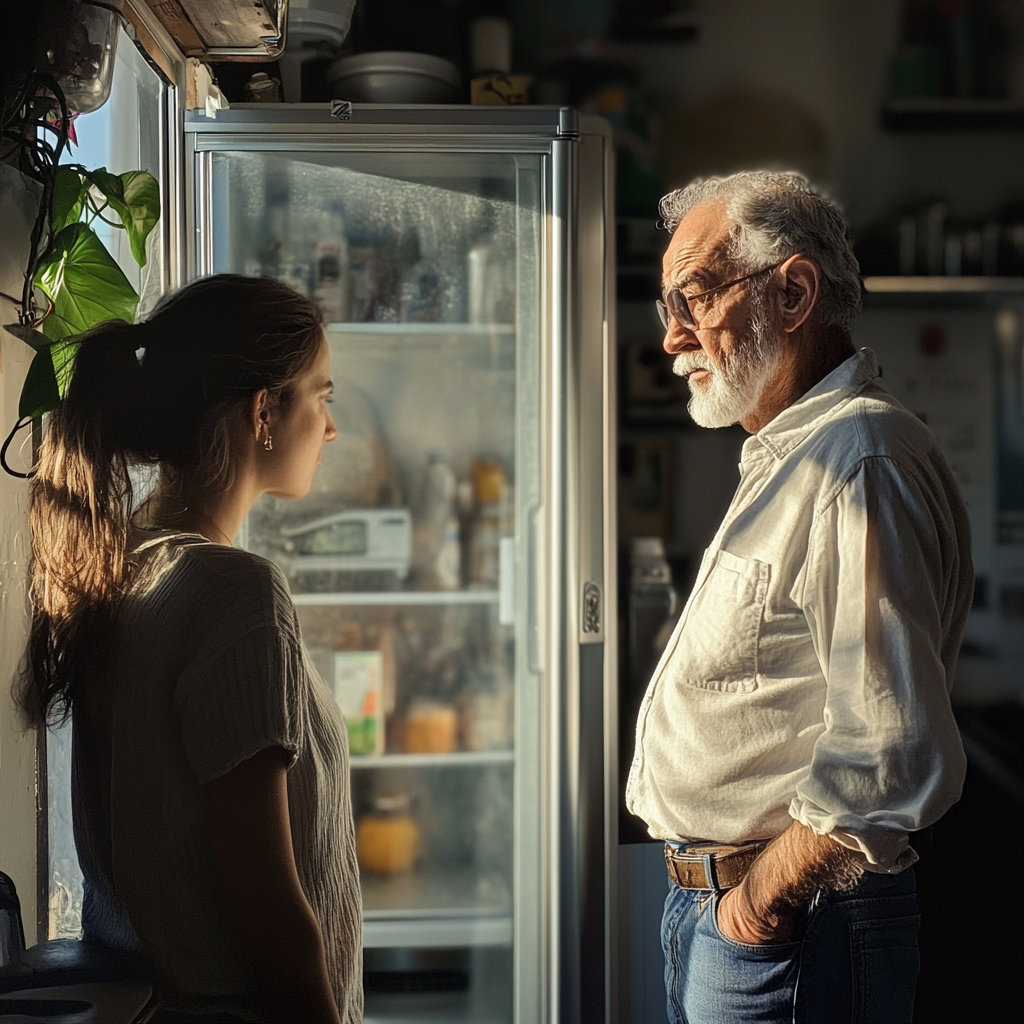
663,322,697,355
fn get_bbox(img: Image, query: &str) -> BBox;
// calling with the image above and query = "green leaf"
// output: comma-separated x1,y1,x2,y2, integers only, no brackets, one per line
17,337,83,418
116,170,160,267
34,223,138,342
51,166,86,234
83,166,125,205
77,167,160,267
50,337,81,399
19,348,60,419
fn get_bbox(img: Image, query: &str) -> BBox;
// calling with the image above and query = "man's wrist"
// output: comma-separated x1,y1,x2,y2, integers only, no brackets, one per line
736,876,798,925
720,880,798,944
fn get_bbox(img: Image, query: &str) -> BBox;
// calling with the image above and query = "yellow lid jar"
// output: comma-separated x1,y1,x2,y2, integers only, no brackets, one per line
356,793,421,876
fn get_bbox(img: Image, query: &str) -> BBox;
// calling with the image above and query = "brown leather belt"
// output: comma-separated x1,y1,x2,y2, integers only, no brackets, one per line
664,840,770,890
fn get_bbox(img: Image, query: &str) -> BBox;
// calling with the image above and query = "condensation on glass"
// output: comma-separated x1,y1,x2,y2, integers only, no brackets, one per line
211,147,543,1022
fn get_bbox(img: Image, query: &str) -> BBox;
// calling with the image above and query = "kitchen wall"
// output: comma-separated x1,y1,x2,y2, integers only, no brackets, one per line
0,164,41,942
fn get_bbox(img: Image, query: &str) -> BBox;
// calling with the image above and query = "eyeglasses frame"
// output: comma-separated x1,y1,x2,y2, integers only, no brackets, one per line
655,260,786,331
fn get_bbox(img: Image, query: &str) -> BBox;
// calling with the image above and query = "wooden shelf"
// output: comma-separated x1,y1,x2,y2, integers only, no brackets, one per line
882,99,1024,131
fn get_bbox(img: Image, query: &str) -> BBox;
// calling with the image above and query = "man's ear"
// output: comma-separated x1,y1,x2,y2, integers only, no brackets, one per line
777,254,820,334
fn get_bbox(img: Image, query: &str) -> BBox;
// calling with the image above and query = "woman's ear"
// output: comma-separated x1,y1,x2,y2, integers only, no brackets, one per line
778,254,820,334
249,389,270,441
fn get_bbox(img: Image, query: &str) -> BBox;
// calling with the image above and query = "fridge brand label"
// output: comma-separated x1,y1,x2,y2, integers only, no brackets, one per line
331,100,354,122
582,581,602,635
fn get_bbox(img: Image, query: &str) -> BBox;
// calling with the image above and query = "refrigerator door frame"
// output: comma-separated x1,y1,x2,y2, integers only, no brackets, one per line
183,107,617,1024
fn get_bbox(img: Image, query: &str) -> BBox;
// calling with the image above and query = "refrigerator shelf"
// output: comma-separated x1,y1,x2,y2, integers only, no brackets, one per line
363,915,513,949
350,751,514,768
291,591,499,607
361,866,511,948
325,322,515,336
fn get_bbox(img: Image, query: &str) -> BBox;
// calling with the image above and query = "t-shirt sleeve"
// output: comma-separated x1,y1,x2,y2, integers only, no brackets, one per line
174,561,304,785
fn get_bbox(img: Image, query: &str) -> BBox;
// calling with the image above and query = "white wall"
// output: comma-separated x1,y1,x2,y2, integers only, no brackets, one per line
0,163,40,941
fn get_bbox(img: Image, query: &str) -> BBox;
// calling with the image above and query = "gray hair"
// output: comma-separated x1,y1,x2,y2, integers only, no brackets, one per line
659,171,862,330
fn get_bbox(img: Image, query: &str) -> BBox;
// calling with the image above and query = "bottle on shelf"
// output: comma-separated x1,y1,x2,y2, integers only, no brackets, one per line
467,458,513,589
356,792,421,876
460,670,511,752
628,537,679,697
400,256,442,322
467,221,515,325
347,233,378,322
310,202,349,323
261,195,311,296
412,451,461,591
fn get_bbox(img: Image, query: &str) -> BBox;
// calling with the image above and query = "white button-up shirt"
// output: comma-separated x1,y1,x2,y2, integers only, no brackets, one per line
626,349,972,872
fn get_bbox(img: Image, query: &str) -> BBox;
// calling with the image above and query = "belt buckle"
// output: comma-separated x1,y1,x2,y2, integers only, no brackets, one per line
664,844,717,889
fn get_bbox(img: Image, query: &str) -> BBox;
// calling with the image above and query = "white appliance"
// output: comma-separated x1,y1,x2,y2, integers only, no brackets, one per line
281,507,412,576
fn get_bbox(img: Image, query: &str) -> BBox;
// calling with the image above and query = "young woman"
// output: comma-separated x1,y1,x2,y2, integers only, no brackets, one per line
19,275,360,1023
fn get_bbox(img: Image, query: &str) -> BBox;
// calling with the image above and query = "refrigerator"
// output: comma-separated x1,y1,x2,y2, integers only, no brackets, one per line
183,104,617,1024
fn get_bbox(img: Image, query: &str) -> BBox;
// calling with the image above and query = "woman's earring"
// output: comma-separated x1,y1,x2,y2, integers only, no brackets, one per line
259,422,273,451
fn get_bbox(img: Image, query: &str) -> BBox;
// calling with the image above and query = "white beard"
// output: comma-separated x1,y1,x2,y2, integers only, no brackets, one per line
672,303,784,429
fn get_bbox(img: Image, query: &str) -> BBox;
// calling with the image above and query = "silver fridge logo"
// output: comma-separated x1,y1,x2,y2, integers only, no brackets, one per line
582,582,601,634
331,100,354,122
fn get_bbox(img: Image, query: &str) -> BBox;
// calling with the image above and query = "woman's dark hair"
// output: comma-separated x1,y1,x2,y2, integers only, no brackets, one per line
20,274,324,727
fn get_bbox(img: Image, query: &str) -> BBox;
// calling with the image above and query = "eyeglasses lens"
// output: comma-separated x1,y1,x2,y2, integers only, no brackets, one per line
655,290,694,330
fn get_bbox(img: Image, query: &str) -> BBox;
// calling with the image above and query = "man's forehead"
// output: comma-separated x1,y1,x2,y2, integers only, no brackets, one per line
662,200,733,288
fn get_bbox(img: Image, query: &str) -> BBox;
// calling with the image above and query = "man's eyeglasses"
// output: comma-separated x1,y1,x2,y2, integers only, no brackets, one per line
655,261,784,331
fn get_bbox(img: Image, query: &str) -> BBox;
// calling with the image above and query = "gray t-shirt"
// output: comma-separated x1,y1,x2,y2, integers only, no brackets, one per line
73,530,362,1021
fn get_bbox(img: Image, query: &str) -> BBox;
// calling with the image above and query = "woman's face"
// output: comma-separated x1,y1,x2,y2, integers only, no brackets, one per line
262,332,338,499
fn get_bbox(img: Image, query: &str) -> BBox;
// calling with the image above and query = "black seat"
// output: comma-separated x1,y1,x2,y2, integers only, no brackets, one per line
0,871,157,1023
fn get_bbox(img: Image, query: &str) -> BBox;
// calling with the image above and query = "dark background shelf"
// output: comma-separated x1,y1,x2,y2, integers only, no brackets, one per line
883,101,1024,131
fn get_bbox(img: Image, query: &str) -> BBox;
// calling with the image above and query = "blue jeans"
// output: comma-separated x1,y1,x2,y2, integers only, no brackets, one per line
661,867,920,1024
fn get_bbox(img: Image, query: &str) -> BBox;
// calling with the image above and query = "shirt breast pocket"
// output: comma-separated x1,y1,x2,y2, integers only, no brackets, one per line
675,549,770,694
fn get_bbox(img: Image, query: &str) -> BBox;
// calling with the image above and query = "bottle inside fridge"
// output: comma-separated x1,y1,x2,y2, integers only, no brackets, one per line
258,174,312,295
412,451,461,591
310,202,349,323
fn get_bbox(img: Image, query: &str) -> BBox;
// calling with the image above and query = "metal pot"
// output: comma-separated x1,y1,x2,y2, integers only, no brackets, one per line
326,51,461,104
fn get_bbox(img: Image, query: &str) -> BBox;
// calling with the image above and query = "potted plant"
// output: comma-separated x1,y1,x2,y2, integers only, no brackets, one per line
1,69,159,477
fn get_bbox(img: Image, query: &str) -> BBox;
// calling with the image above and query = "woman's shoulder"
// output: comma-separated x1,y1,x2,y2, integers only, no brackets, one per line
129,530,294,630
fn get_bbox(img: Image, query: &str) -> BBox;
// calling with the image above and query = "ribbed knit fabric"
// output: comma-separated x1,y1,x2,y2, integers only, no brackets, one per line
72,529,362,1021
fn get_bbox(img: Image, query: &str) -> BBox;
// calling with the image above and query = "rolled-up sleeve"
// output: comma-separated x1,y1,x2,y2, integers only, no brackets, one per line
792,454,968,871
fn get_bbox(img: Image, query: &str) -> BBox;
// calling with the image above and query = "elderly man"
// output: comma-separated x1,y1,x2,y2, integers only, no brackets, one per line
626,172,972,1024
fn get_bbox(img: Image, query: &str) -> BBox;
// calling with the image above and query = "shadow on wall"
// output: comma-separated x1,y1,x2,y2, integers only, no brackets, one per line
659,89,831,190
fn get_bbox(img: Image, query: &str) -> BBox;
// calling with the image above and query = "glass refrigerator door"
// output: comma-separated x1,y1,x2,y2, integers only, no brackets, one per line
200,145,545,1023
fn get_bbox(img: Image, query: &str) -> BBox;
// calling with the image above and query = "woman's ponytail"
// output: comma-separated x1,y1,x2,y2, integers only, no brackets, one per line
21,319,145,726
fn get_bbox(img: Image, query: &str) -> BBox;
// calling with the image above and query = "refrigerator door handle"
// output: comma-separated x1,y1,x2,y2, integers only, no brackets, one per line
527,506,544,674
499,536,516,626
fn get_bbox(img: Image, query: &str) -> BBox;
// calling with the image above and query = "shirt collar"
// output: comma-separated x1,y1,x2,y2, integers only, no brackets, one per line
741,348,880,464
